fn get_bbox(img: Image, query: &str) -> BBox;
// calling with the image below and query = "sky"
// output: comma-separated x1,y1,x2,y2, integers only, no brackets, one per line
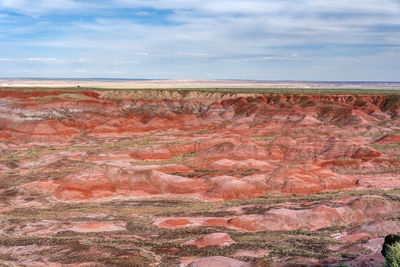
0,0,399,81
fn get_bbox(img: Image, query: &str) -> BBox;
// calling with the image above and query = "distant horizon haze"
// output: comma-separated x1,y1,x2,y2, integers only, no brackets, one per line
1,78,400,84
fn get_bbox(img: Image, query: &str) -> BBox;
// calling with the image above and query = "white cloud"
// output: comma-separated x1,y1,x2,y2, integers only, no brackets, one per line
25,57,65,62
0,0,101,15
0,57,92,63
134,11,153,16
0,0,399,80
134,52,149,56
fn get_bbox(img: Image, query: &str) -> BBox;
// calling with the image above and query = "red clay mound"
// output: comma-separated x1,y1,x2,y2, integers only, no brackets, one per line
205,175,268,200
317,158,362,172
0,131,14,141
187,256,251,267
228,195,400,231
305,137,361,160
4,120,80,138
88,117,145,136
200,142,267,161
0,90,64,99
267,164,357,194
159,218,192,228
210,159,271,170
27,164,209,200
374,134,400,144
129,143,196,160
25,164,357,200
351,146,382,160
158,195,400,232
184,233,235,248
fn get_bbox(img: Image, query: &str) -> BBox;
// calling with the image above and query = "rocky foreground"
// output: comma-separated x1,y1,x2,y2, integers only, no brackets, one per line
0,88,399,266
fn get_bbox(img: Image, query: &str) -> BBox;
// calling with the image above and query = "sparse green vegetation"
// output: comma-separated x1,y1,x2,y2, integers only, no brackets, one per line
371,143,400,150
336,262,351,267
385,242,400,267
346,168,400,175
2,86,400,96
345,132,387,137
222,188,400,208
1,185,400,265
384,95,400,111
254,136,281,141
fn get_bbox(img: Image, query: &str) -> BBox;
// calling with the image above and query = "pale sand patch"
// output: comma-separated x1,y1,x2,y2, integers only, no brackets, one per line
69,222,126,233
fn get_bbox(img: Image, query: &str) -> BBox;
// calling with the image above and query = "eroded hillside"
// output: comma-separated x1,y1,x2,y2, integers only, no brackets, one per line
0,88,399,266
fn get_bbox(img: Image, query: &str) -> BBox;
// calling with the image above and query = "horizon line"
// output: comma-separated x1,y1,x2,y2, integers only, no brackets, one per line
1,77,400,83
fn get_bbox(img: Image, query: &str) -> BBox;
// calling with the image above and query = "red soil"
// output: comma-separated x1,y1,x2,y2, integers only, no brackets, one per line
1,89,398,200
1,88,399,266
375,134,400,144
184,233,235,248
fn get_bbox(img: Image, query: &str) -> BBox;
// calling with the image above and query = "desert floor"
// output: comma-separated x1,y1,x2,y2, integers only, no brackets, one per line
0,84,399,266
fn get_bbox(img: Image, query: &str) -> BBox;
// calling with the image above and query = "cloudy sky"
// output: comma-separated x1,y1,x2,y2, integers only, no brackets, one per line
0,0,399,80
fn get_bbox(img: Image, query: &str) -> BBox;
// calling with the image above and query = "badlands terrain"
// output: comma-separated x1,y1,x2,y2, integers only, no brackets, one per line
0,82,400,266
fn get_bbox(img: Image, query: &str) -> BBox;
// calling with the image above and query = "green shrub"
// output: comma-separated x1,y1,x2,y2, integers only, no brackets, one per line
384,95,400,111
386,242,400,267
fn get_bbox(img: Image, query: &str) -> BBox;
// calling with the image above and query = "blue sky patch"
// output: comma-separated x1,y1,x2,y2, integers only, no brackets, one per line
0,0,399,80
